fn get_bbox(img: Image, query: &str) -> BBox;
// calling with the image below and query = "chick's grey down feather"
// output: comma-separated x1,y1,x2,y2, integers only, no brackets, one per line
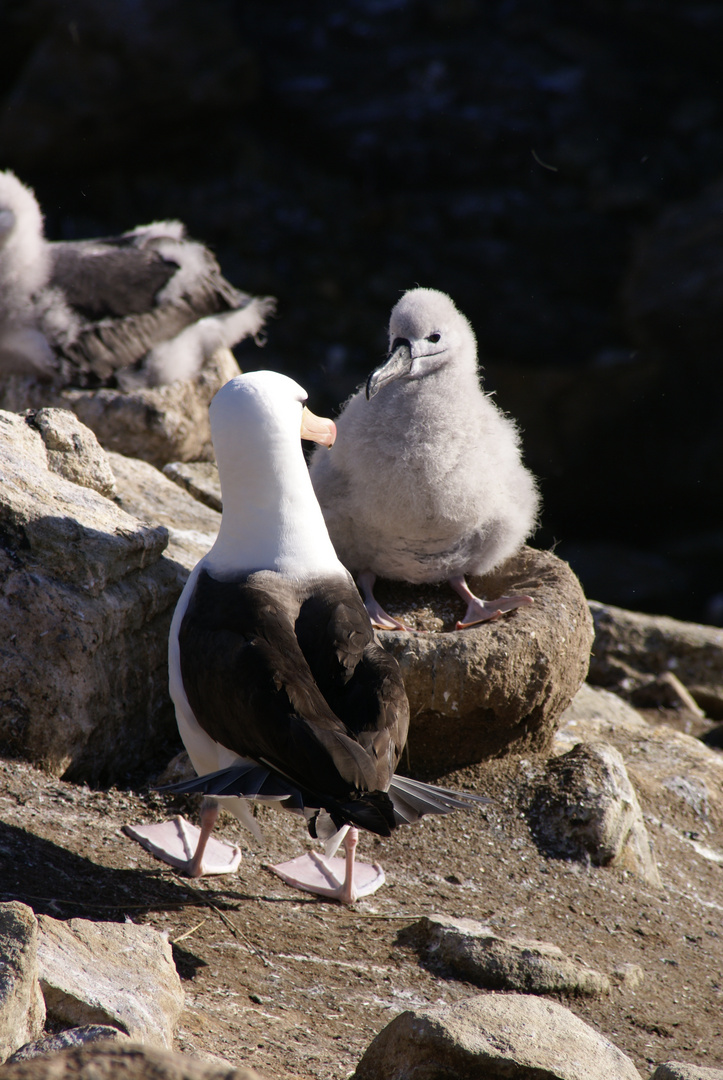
310,287,540,588
0,170,274,388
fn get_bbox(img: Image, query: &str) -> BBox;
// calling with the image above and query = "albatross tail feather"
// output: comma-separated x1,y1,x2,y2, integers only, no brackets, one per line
157,765,490,833
157,763,303,807
157,763,397,837
388,774,492,825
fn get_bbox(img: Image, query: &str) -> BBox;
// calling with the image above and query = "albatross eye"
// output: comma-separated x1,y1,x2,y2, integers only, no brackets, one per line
427,333,441,343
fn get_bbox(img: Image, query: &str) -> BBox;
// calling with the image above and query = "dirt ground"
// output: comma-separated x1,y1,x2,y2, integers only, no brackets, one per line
1,731,722,1080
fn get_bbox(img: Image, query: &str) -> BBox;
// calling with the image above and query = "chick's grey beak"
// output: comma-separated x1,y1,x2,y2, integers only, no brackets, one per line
366,341,412,400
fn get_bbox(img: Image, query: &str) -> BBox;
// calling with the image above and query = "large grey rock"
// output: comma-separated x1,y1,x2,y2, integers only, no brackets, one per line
0,904,45,1065
0,1042,265,1079
108,451,220,572
36,916,184,1049
7,1027,129,1063
410,914,610,997
377,547,593,771
556,683,646,739
25,409,117,499
0,409,181,780
555,684,723,843
529,740,662,886
352,993,642,1080
652,1066,723,1080
0,411,166,595
0,347,239,469
588,601,723,718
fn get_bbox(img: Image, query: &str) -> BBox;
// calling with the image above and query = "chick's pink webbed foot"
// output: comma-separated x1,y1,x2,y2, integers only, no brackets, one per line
449,575,534,630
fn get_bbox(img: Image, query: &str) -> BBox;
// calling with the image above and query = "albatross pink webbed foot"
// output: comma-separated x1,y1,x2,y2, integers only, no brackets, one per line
269,827,385,904
357,570,413,632
123,798,242,876
449,575,534,630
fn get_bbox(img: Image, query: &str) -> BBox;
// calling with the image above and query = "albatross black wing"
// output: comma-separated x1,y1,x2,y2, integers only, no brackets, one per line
293,574,410,786
177,568,405,836
175,569,490,834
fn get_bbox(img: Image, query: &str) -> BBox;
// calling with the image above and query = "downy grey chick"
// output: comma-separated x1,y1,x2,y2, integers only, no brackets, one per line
0,170,274,389
310,287,540,630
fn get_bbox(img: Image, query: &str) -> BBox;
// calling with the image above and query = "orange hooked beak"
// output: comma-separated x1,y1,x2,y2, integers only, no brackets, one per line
300,405,336,448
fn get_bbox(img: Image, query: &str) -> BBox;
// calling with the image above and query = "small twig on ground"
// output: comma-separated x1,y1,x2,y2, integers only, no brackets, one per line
171,917,209,944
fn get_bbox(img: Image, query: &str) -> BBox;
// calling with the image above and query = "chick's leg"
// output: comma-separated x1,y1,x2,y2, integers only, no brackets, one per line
357,570,412,631
449,574,533,630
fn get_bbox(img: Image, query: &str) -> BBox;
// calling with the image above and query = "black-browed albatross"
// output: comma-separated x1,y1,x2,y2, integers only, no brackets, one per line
126,370,487,904
0,169,274,388
310,287,540,631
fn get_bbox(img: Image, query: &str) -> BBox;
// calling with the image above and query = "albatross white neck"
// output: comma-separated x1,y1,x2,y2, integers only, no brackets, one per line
203,374,344,581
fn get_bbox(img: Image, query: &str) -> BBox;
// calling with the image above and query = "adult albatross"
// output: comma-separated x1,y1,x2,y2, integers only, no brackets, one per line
0,169,274,388
310,287,540,631
126,370,487,903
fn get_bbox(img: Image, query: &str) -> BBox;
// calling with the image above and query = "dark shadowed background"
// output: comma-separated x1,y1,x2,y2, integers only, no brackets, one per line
2,0,722,623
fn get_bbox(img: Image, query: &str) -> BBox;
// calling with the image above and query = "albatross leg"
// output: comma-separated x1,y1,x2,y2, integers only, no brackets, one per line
268,827,386,904
123,797,243,876
357,570,413,632
449,574,534,630
186,797,220,877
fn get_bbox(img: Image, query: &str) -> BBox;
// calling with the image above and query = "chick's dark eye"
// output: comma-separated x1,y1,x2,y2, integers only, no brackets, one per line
427,333,441,343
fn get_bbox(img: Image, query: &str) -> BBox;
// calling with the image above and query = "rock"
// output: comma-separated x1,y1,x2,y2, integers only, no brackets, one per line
153,750,197,787
108,452,220,572
0,347,240,469
555,683,647,741
555,684,723,842
0,1042,265,1079
25,409,117,499
7,1027,129,1063
629,671,707,720
0,411,167,595
529,740,661,886
352,993,642,1080
408,913,610,997
610,963,645,991
588,601,723,719
377,547,593,772
652,1066,723,1080
36,916,184,1049
163,461,222,513
0,904,45,1065
0,410,182,781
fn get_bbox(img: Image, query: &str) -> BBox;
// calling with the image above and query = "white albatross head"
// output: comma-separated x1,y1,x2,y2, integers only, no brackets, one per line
205,370,341,579
209,369,336,457
366,287,478,399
